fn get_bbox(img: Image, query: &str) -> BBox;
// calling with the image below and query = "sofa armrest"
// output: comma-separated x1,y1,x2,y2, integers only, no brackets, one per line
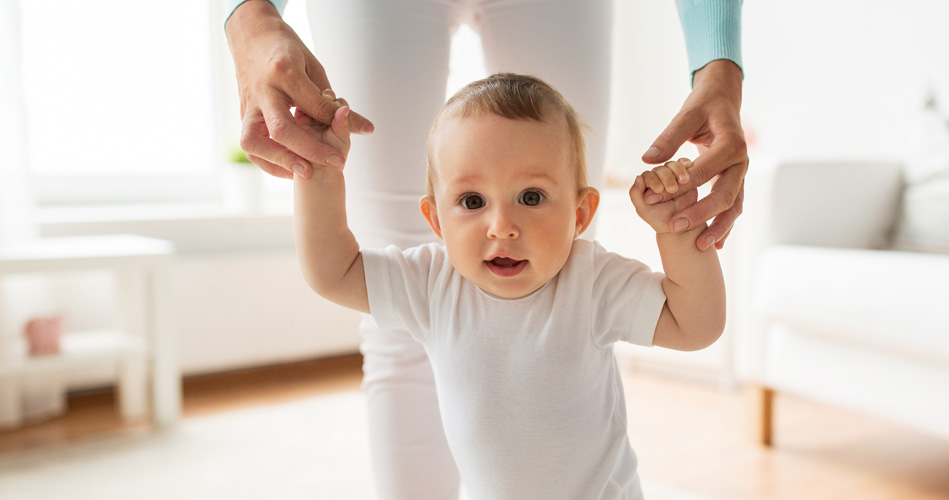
732,160,902,383
762,161,903,249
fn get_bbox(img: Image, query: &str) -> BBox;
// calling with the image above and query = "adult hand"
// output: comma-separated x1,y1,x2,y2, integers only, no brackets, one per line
225,0,373,179
641,59,747,251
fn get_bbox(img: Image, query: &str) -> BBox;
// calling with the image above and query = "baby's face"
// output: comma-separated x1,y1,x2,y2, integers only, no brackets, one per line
422,114,593,299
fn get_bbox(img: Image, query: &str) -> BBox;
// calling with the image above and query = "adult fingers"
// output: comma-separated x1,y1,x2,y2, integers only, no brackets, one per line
651,133,746,204
248,153,294,180
642,108,703,164
331,106,352,142
288,68,374,135
687,130,747,189
702,181,744,250
673,185,699,212
332,97,370,134
331,96,373,135
240,107,313,178
320,94,373,135
258,90,346,174
347,109,374,134
282,64,341,126
715,227,733,250
668,166,745,249
242,132,313,178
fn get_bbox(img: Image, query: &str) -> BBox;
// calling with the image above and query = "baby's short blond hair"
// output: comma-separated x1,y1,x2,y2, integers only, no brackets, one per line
426,73,589,200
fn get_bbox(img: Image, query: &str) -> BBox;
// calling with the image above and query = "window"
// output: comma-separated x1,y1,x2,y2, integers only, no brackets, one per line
17,1,219,205
10,1,486,209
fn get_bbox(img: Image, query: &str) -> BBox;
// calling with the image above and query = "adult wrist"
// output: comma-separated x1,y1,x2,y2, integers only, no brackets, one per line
692,59,743,109
225,0,286,60
226,0,281,32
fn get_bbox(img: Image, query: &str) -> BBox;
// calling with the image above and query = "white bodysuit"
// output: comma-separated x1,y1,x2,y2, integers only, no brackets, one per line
363,238,666,500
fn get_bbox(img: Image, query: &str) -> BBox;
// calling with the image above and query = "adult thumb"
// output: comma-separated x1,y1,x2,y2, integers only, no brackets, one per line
642,110,700,165
332,106,351,139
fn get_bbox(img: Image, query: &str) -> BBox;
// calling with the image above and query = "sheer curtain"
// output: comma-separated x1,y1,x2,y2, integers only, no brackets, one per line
0,0,35,245
0,0,51,427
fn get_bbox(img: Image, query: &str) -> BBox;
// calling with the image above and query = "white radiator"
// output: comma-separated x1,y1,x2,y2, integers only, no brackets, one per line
0,250,362,392
173,251,362,375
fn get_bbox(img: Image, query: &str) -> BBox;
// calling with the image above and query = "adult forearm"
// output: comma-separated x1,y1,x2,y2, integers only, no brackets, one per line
656,225,726,348
225,0,289,80
675,0,743,80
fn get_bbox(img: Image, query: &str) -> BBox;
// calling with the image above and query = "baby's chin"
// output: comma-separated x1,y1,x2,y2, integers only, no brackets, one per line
469,268,552,300
448,251,569,299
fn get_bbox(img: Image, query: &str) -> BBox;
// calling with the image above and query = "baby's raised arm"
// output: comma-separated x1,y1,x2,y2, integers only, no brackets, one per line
629,159,726,351
293,105,370,314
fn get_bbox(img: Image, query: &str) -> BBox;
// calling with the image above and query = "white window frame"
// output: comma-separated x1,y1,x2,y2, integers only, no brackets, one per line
19,0,273,210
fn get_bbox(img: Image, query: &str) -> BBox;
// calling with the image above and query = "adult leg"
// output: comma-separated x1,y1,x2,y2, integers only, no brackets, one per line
306,2,461,499
476,0,613,204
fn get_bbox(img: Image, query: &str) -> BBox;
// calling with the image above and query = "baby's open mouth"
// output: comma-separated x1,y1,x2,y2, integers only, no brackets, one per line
485,257,527,277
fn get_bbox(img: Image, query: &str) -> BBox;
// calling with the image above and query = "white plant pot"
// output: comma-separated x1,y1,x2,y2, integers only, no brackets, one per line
221,164,264,212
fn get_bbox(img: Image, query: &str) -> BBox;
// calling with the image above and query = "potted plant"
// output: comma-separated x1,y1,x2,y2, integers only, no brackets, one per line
220,145,263,212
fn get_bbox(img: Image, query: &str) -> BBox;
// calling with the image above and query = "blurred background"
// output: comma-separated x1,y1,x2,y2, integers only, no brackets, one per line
1,1,947,499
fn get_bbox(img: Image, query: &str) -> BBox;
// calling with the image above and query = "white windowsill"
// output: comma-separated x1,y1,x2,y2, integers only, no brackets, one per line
36,200,295,256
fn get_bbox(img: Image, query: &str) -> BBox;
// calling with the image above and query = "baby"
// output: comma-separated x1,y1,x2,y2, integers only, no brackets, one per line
293,73,725,500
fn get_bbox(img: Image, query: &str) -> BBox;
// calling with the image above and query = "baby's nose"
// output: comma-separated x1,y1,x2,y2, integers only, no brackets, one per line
487,208,519,239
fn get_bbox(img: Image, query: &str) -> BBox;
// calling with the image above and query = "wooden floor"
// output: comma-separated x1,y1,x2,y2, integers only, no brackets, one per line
2,355,947,500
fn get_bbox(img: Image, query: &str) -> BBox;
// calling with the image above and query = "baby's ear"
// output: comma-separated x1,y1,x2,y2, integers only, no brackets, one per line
419,195,443,239
575,187,600,237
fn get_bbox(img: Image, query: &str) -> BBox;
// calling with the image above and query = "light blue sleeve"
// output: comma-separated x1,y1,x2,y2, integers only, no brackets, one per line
225,0,288,26
675,0,743,83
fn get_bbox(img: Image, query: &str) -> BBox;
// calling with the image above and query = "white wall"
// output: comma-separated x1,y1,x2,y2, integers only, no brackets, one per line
608,0,693,175
742,0,949,162
607,0,949,170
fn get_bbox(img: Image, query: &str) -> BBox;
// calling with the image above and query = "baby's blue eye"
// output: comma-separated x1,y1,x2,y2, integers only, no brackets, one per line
519,190,545,206
461,194,485,210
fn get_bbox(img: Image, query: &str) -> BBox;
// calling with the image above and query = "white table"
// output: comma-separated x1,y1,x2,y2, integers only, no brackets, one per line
0,235,179,428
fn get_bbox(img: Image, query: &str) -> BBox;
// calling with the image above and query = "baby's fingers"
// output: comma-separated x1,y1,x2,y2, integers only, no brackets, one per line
652,158,692,194
652,163,680,194
629,175,646,207
642,170,664,195
669,158,692,184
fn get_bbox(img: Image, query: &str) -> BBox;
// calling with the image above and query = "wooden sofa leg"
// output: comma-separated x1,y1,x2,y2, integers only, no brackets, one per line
751,385,775,446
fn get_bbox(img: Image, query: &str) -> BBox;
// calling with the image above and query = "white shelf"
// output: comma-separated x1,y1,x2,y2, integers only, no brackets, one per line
0,234,178,428
0,330,146,376
0,234,174,273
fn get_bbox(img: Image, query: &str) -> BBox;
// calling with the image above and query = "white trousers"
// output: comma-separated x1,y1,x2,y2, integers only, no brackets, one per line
306,1,612,498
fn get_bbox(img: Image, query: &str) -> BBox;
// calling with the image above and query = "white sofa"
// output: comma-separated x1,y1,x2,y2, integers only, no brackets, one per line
737,160,949,444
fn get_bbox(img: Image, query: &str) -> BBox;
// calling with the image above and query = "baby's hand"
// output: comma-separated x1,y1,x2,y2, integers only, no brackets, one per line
292,91,352,174
629,158,699,234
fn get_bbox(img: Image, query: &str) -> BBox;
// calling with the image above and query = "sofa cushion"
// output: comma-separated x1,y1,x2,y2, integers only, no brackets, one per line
756,245,949,364
892,174,949,254
767,162,902,249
